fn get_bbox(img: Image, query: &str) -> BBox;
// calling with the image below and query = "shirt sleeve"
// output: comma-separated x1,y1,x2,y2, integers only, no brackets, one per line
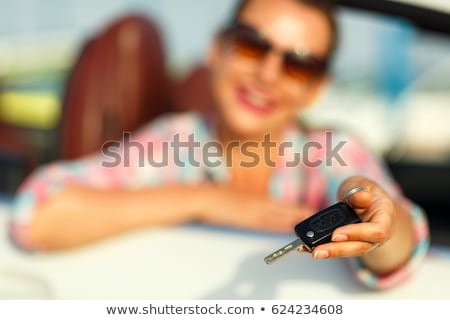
8,112,194,252
306,129,430,290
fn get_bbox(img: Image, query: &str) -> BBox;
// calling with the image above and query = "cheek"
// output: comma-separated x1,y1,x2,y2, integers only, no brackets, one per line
291,77,326,110
281,86,308,115
210,57,243,105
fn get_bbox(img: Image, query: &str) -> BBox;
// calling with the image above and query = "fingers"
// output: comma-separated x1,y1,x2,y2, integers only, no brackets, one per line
337,176,373,210
305,220,391,259
344,190,372,211
333,217,392,244
311,241,380,259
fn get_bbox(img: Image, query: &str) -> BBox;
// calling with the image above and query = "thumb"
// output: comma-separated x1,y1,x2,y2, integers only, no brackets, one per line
337,177,373,210
344,189,372,210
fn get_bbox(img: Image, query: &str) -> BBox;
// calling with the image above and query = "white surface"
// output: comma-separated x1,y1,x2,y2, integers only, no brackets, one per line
1,201,450,300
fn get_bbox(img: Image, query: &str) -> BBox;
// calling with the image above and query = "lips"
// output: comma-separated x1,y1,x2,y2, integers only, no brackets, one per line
235,85,277,116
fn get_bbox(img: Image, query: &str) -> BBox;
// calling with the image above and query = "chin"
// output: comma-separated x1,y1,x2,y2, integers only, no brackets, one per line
219,110,277,139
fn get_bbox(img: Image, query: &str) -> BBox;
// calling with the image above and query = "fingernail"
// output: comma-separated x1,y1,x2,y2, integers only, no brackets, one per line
332,234,348,242
313,250,329,259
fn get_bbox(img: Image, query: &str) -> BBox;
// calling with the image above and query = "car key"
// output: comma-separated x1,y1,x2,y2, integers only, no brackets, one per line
264,187,365,265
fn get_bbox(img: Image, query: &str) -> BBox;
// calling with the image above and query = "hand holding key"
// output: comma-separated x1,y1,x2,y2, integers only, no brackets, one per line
265,175,409,269
265,188,363,265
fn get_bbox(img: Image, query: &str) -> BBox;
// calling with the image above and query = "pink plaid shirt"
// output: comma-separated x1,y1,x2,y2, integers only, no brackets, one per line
10,111,429,290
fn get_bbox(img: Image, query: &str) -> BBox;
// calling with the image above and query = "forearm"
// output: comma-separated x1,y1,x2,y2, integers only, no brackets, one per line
360,201,415,275
28,185,204,251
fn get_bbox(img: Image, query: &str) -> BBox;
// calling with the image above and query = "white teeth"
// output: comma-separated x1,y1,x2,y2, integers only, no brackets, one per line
245,91,269,108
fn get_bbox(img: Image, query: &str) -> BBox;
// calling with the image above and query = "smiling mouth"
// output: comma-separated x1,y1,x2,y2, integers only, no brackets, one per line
236,86,277,115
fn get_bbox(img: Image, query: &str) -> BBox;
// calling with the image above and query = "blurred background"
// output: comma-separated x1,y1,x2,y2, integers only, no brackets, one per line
0,0,449,244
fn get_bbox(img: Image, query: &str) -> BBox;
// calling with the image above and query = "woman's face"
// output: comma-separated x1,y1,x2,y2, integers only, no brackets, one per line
208,0,332,139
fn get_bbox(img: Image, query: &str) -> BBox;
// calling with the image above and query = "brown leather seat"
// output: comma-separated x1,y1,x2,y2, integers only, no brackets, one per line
2,15,211,193
59,13,171,159
169,64,214,114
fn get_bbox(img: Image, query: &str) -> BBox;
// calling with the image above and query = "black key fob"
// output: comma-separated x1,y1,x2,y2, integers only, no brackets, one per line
294,202,361,252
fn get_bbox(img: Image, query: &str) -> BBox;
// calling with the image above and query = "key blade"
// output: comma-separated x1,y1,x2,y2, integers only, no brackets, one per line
264,238,304,265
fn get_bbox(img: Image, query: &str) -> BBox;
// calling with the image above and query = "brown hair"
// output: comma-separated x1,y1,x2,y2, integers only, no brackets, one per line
228,0,338,60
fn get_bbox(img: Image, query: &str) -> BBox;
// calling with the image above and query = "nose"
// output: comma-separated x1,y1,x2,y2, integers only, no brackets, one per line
257,51,284,84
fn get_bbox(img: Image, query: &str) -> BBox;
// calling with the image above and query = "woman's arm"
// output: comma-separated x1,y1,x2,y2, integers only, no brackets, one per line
309,174,429,290
27,184,203,250
305,130,429,289
24,183,314,251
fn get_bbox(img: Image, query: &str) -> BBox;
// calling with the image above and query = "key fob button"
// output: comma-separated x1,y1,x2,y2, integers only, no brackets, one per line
306,231,314,238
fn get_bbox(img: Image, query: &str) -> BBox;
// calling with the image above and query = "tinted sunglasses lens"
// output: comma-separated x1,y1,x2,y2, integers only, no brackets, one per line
284,53,327,81
230,26,270,59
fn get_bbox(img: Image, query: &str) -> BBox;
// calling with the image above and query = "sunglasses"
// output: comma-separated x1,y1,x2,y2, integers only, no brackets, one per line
223,22,328,82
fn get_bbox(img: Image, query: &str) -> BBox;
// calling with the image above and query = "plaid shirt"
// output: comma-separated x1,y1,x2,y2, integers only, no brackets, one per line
10,111,429,290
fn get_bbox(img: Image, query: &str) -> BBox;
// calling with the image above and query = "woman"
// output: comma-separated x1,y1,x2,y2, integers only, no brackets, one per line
10,0,429,290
